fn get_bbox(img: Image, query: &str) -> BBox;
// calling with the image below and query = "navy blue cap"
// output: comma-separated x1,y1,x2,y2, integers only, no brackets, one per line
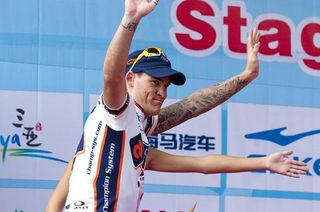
125,48,186,86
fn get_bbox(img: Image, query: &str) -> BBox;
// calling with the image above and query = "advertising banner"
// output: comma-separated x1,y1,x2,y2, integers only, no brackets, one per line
1,0,319,211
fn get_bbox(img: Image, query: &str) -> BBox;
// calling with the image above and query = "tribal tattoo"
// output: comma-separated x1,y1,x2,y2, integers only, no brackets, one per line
121,22,138,31
152,75,250,135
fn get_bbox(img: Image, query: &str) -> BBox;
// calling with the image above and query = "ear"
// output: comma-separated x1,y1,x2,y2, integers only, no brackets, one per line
125,71,135,89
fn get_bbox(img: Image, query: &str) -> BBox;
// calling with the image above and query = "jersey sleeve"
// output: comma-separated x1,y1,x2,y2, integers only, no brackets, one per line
145,115,158,136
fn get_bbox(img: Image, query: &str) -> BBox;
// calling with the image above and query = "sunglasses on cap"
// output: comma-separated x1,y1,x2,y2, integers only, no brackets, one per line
128,47,167,72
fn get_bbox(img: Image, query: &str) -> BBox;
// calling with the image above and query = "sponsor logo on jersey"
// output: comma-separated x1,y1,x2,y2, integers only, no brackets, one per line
130,134,149,168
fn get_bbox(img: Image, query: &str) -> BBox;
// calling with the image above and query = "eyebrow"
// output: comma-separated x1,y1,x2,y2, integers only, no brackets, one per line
153,77,171,87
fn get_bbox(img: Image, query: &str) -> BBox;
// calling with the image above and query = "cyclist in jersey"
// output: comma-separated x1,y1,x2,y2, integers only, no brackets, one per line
46,0,308,211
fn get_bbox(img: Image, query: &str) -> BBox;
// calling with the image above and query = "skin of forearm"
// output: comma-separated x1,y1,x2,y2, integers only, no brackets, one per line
153,71,256,135
103,16,137,109
201,154,267,174
103,22,134,82
147,152,267,174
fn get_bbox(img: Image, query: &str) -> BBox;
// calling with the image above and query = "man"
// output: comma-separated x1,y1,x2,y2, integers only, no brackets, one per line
46,0,308,211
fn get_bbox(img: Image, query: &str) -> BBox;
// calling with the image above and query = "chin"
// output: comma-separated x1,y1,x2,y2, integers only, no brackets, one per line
147,108,161,116
149,111,160,116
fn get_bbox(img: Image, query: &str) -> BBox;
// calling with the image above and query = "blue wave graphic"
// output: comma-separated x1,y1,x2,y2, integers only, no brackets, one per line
0,148,68,163
245,127,320,146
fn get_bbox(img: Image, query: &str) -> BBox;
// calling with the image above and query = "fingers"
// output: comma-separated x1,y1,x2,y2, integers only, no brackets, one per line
247,28,260,56
290,163,308,170
289,166,308,174
285,150,309,177
284,159,309,178
283,167,303,178
253,41,261,52
151,0,159,6
285,166,308,178
290,162,309,175
248,28,260,50
283,150,309,171
285,171,300,178
282,150,293,157
252,28,260,44
290,159,308,168
268,150,309,178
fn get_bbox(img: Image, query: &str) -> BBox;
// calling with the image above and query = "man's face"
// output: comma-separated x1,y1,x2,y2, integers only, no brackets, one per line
131,72,171,116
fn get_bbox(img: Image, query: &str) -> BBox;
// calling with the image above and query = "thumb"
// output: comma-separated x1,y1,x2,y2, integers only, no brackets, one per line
253,41,261,52
282,150,293,157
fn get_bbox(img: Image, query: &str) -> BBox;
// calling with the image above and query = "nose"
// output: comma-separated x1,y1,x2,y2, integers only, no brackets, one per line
157,86,167,99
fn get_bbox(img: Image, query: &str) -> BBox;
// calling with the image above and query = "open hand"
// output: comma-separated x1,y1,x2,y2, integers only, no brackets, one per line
266,150,309,178
244,28,261,79
124,0,159,23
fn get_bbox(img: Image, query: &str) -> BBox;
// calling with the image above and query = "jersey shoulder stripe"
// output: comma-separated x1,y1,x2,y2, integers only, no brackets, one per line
93,125,126,211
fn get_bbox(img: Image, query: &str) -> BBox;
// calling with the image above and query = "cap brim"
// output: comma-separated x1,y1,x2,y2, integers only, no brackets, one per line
143,67,186,86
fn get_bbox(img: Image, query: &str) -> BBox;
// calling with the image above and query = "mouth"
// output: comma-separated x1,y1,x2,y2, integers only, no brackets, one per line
153,98,164,106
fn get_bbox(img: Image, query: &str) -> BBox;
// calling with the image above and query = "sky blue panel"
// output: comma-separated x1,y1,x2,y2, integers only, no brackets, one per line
229,82,320,108
38,0,86,68
0,0,39,65
1,1,320,210
84,0,123,70
84,68,103,94
37,65,84,93
0,0,39,33
0,61,38,91
220,59,320,90
39,0,86,36
84,37,109,70
39,34,85,68
0,33,39,65
0,179,57,189
144,184,222,196
0,0,319,104
85,0,123,38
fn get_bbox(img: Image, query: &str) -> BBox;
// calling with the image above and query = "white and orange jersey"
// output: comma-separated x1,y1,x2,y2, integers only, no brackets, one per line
65,94,158,212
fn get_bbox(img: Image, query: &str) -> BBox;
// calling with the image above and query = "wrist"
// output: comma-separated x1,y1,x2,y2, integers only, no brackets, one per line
121,16,140,31
240,68,258,82
263,156,270,171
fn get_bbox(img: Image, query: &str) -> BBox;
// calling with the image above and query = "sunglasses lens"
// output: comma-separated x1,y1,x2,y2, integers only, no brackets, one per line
146,47,161,54
128,47,164,72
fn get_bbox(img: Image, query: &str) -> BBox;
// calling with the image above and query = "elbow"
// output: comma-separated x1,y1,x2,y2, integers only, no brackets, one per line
200,156,214,174
46,193,67,212
45,202,63,212
103,72,125,88
103,60,126,86
200,155,224,175
201,169,210,175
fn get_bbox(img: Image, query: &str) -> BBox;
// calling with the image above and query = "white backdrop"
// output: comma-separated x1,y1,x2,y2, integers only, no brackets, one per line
1,0,320,211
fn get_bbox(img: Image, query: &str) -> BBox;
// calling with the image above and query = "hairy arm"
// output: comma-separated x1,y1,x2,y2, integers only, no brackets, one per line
146,148,308,178
152,29,261,134
46,159,73,212
103,0,157,109
153,74,251,134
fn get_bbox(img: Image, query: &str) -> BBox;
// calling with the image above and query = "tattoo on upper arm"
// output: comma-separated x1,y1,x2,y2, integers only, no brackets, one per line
153,76,249,134
153,100,192,135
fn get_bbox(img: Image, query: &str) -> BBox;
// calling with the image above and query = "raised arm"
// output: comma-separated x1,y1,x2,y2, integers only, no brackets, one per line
153,29,261,134
146,148,308,178
103,0,158,109
46,159,73,212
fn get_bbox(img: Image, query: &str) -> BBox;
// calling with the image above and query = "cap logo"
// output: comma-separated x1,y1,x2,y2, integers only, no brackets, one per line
127,58,136,66
161,54,169,62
